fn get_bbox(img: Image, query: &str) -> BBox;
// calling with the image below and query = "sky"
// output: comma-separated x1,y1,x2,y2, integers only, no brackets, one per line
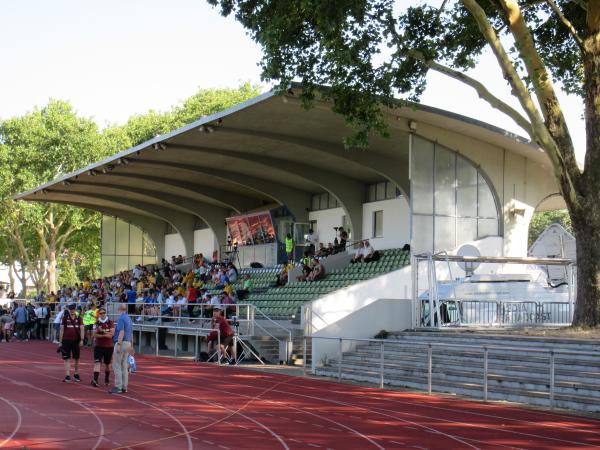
0,0,586,162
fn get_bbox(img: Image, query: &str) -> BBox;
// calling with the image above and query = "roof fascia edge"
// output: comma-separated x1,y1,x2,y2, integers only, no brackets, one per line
13,89,278,200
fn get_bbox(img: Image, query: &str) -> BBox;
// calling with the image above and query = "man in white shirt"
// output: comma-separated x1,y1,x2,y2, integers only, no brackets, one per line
305,229,318,256
351,240,366,263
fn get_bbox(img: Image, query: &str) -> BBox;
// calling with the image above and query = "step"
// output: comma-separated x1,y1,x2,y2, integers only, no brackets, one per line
314,366,600,413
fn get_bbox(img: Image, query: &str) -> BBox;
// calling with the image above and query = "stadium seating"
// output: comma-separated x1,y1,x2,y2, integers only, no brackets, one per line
241,248,410,319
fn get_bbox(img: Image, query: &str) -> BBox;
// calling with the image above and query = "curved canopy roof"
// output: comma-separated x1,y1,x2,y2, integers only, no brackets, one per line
15,85,549,248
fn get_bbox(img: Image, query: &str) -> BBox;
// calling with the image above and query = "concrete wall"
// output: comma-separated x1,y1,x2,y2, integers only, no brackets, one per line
165,233,186,259
311,298,413,372
307,265,413,333
193,228,218,258
308,207,345,247
362,197,410,250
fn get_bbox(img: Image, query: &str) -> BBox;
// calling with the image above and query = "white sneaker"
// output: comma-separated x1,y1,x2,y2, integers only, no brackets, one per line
53,340,59,344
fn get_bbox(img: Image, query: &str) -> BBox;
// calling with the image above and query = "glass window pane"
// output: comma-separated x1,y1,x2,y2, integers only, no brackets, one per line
456,157,478,217
376,182,386,201
312,194,320,211
101,255,115,277
411,136,434,214
434,216,456,252
373,210,384,238
129,255,143,269
434,146,456,216
478,173,498,218
328,194,338,209
456,218,478,246
115,256,129,274
478,218,498,238
101,216,116,255
129,225,143,256
115,219,130,255
368,184,376,202
143,233,156,257
411,215,434,254
386,181,395,199
320,193,328,210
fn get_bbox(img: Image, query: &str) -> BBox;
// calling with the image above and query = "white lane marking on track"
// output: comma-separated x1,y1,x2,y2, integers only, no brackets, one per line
136,374,384,450
294,420,307,424
0,356,191,450
288,374,600,436
0,396,22,448
218,445,230,449
312,424,325,428
135,383,290,450
390,441,406,445
307,443,320,448
31,352,290,450
0,374,105,450
203,440,214,445
5,345,548,450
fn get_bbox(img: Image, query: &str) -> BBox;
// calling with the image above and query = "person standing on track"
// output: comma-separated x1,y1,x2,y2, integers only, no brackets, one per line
91,307,114,387
109,303,133,394
59,303,84,383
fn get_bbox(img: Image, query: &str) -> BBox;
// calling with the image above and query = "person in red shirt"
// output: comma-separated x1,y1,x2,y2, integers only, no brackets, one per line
59,303,84,383
205,307,236,364
91,308,115,387
187,283,198,318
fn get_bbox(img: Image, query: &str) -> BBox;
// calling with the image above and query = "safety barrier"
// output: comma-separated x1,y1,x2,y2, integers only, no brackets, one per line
305,335,600,410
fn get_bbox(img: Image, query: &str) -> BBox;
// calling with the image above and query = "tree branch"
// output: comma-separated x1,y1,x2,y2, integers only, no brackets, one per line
545,0,584,51
571,0,588,11
405,49,534,134
461,0,581,208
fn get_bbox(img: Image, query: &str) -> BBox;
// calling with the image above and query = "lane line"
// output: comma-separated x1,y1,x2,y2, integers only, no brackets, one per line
0,373,105,450
0,396,22,448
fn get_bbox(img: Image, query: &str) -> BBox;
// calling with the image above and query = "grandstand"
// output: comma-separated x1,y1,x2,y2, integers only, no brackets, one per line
245,248,410,319
14,85,591,412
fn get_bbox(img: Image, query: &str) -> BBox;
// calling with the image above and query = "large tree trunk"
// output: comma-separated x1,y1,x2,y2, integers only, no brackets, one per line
19,265,27,298
570,200,600,327
8,262,16,293
47,239,57,294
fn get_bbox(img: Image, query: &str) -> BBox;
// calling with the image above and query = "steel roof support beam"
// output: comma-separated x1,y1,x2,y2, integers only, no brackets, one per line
34,200,168,260
219,127,410,196
171,145,365,240
124,159,312,223
51,184,230,252
41,192,196,258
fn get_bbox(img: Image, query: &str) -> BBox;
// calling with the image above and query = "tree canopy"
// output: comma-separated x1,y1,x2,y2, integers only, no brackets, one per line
0,83,261,295
207,0,599,326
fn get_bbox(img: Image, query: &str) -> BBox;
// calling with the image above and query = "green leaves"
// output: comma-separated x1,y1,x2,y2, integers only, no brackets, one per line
206,0,585,146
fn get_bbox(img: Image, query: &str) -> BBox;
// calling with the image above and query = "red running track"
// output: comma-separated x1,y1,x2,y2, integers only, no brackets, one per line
0,341,599,449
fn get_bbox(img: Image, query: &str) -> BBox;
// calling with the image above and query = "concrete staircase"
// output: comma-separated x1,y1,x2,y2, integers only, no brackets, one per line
313,332,600,413
248,325,311,365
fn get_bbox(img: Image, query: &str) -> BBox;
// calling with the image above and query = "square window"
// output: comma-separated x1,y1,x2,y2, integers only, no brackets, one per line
373,210,383,238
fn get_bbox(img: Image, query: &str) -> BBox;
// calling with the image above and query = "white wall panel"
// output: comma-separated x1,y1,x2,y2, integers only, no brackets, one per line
165,233,186,260
193,228,218,258
362,198,410,250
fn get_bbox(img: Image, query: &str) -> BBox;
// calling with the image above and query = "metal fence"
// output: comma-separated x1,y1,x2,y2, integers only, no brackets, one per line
413,253,576,328
305,335,600,409
426,300,573,327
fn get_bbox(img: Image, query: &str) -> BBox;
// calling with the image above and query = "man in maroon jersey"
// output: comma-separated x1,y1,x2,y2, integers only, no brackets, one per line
91,307,115,387
205,307,236,364
59,303,84,383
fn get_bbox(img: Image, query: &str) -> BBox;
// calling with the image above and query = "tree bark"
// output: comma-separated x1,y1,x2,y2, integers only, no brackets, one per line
569,0,600,327
19,265,27,298
571,203,600,327
8,261,15,293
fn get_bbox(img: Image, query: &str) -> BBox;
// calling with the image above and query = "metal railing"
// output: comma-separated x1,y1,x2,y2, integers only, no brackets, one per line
423,299,573,327
413,253,577,329
304,335,600,409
